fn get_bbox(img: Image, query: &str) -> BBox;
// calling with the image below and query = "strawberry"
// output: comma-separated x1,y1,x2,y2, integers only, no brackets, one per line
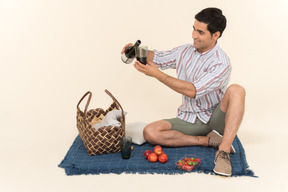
185,165,193,171
182,165,187,170
189,166,195,171
195,158,201,162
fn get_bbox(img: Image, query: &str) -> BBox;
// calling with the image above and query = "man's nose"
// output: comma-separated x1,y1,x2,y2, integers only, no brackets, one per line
192,31,197,39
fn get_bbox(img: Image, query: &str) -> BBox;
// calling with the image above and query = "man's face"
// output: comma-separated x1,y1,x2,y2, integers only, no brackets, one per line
192,19,219,53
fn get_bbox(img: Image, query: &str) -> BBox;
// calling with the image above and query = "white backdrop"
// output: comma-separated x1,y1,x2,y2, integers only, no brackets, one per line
1,0,288,191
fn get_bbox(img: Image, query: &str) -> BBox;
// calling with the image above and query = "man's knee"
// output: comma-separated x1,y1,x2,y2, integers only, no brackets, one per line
143,125,158,144
143,120,171,145
227,84,246,98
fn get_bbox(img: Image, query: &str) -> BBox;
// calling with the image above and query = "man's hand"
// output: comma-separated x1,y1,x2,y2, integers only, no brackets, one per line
133,60,162,78
121,43,133,54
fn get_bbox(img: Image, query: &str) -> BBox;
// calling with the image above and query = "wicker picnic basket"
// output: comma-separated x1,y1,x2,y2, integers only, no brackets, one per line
76,89,125,156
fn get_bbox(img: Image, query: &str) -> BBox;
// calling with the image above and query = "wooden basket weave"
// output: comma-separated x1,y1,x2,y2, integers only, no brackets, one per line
76,89,125,156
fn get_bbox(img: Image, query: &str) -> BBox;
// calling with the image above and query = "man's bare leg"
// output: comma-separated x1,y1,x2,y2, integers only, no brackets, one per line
219,84,246,153
143,120,209,147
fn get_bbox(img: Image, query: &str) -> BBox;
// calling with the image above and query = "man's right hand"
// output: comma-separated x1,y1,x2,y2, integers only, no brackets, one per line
121,43,133,54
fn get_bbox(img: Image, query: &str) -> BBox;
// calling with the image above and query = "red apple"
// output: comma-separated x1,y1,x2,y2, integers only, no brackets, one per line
158,153,168,163
153,145,163,155
148,153,158,163
144,150,153,159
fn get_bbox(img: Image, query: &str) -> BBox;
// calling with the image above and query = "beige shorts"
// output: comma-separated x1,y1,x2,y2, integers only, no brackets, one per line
164,104,225,136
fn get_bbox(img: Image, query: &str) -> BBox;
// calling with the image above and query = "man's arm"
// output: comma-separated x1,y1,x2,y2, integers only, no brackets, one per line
123,44,196,97
133,60,196,98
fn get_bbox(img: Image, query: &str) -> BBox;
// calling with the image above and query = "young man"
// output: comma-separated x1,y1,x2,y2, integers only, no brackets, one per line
121,8,245,176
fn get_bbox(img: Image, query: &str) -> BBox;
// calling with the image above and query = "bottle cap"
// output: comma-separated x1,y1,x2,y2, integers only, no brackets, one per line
135,40,141,46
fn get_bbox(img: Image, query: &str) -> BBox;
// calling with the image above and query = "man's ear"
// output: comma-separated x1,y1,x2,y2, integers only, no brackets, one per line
212,31,221,40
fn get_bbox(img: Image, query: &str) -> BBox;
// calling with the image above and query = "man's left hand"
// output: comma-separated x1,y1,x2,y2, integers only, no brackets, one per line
133,60,161,78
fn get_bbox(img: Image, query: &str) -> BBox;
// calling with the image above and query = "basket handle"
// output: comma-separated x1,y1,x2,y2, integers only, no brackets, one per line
105,89,126,134
105,89,124,115
77,90,125,120
77,91,92,116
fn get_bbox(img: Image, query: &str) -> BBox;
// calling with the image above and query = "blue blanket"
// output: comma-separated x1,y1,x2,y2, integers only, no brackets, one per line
58,135,256,177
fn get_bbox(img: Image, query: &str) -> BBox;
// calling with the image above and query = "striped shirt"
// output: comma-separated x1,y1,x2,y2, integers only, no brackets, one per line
153,43,231,124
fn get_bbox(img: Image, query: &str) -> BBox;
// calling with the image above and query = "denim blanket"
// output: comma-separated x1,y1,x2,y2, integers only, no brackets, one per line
58,135,256,177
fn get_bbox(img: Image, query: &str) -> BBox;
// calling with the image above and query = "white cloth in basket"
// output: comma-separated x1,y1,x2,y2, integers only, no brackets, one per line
92,110,126,130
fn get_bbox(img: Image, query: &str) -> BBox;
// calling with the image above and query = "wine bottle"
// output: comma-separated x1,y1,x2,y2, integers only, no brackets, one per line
121,40,141,64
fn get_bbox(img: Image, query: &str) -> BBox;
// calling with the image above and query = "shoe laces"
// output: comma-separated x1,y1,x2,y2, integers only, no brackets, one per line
218,151,231,164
